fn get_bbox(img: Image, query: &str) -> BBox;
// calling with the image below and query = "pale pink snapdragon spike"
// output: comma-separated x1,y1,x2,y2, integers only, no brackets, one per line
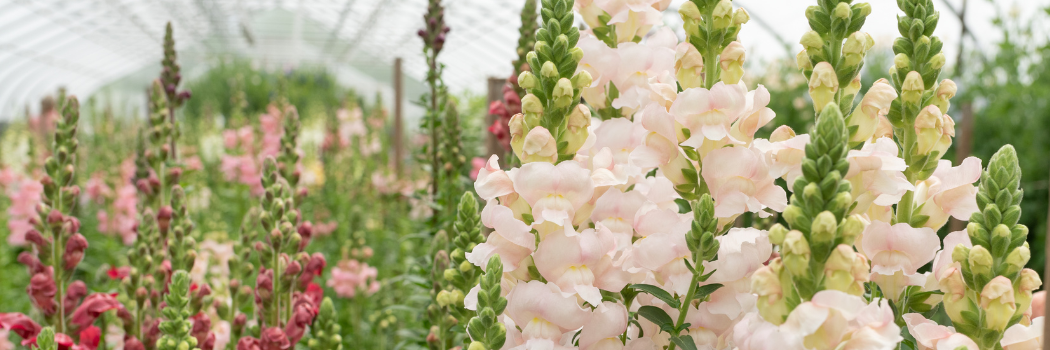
780,291,901,350
590,188,646,250
670,82,748,149
577,34,621,109
630,103,680,170
534,225,629,306
701,145,787,218
259,112,283,157
903,313,979,350
752,126,811,186
631,175,680,211
861,221,940,299
913,157,981,230
1001,317,1044,350
504,281,591,343
931,230,972,281
728,85,777,145
579,301,628,350
623,207,692,294
610,38,677,114
513,160,595,228
586,118,646,186
846,137,915,216
5,178,43,246
466,202,535,272
474,155,515,201
85,172,113,203
733,312,795,350
598,0,664,45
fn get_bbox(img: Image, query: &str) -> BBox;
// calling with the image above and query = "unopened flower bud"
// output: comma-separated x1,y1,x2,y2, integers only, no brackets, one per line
509,113,526,159
768,224,788,245
733,8,750,25
893,54,911,72
518,71,537,90
842,32,874,66
676,43,705,89
901,71,924,104
929,52,946,70
540,61,558,79
833,2,851,20
796,50,813,71
719,42,746,85
564,105,591,154
800,31,824,57
770,125,796,142
824,245,857,293
933,79,957,114
913,105,954,156
570,47,584,63
782,230,811,277
678,1,701,21
967,245,993,277
810,211,837,243
436,290,452,307
521,127,558,163
712,0,733,28
782,205,805,229
521,94,543,116
809,62,838,113
1019,268,1041,293
1004,245,1031,277
468,341,487,350
552,78,574,108
980,276,1017,331
838,215,864,246
572,70,593,89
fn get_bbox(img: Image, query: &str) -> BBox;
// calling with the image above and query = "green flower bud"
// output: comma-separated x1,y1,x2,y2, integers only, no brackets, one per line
967,245,993,277
782,230,811,277
540,61,559,79
980,276,1016,332
838,215,863,246
809,62,839,113
468,341,487,350
570,47,584,63
443,268,457,281
679,1,701,21
521,94,544,115
518,71,537,90
782,205,806,230
1004,245,1030,277
733,8,750,25
833,2,851,20
768,224,788,245
800,31,824,55
810,211,837,243
893,53,910,71
436,290,452,307
712,0,734,28
460,260,474,273
901,71,924,104
796,50,813,71
951,244,970,264
929,52,946,70
572,70,593,89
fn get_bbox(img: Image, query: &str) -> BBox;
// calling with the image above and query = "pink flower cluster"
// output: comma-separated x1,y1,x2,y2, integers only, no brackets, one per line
2,170,42,246
94,159,139,245
327,256,380,299
220,105,288,195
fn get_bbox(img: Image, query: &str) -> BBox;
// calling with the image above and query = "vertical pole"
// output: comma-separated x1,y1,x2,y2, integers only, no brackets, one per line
393,57,404,179
485,77,504,166
948,102,974,233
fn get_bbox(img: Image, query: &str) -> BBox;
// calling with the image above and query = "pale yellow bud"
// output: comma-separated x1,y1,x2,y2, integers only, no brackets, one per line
933,79,957,114
800,31,824,55
572,70,593,90
769,125,796,143
518,71,537,90
901,71,924,104
833,2,851,20
768,224,788,245
809,62,839,113
719,41,746,85
552,78,574,108
842,32,874,66
838,215,865,246
712,0,734,28
733,8,750,25
1004,245,1031,276
468,341,487,350
540,61,558,78
980,276,1017,331
796,50,813,71
563,105,591,155
782,230,811,277
843,75,861,98
823,245,856,293
1019,268,1042,292
510,114,526,160
810,211,838,243
521,94,543,116
913,105,953,157
930,53,946,70
968,245,993,277
521,127,558,163
678,1,702,21
676,43,705,90
848,79,896,143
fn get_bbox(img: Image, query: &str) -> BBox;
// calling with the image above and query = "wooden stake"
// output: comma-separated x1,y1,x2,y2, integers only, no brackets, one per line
394,57,404,179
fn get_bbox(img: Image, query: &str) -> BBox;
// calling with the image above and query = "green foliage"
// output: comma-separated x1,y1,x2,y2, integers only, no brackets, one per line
308,298,344,350
465,256,507,350
34,327,57,350
157,271,201,350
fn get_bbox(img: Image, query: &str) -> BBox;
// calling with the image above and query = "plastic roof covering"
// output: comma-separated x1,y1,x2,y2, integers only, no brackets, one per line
0,0,528,120
1,0,1046,120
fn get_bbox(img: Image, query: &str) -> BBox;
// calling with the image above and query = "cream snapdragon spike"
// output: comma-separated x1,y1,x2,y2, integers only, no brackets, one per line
464,6,814,348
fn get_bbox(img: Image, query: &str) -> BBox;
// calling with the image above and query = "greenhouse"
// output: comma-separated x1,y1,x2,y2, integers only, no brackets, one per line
1,0,1049,349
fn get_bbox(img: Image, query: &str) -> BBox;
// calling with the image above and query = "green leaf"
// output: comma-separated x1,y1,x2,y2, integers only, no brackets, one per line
631,284,680,308
671,335,699,350
637,305,675,330
675,198,692,214
694,283,724,300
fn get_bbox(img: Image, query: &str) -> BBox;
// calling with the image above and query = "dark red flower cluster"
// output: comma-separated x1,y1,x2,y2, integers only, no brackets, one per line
488,83,523,152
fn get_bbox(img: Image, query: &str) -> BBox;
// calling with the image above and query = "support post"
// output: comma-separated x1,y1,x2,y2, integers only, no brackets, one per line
394,57,404,178
485,77,505,166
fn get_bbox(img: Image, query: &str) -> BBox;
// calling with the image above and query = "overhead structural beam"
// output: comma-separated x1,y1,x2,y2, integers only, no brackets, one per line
332,0,393,62
321,0,358,54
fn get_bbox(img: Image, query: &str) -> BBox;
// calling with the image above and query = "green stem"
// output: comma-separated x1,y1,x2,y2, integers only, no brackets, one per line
667,266,704,350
